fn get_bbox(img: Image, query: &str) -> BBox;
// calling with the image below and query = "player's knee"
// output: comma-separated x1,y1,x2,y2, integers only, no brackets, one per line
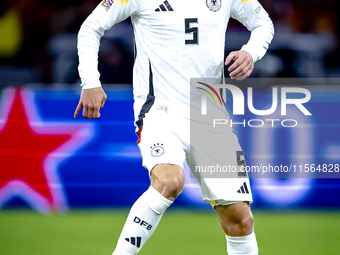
219,214,253,237
157,176,184,199
151,176,184,200
216,203,254,235
150,164,184,200
230,212,254,229
223,211,254,235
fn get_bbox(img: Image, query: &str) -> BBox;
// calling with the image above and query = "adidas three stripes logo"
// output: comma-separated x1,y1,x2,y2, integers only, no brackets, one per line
155,0,174,11
125,236,142,248
237,182,249,194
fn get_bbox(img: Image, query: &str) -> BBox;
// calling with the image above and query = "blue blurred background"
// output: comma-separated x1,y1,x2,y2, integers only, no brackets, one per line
0,86,339,213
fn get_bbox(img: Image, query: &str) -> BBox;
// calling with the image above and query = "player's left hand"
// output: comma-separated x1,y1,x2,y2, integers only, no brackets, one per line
225,51,254,80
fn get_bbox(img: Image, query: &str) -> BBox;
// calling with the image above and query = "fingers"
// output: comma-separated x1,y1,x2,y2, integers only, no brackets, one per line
101,96,107,109
89,106,100,119
236,69,253,81
226,51,254,80
82,105,89,118
230,61,250,79
83,105,101,119
74,102,83,118
225,51,238,65
228,58,243,73
88,108,94,119
75,87,107,119
93,107,101,118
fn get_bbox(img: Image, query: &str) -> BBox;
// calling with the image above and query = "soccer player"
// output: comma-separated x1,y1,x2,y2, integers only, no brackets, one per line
74,0,274,254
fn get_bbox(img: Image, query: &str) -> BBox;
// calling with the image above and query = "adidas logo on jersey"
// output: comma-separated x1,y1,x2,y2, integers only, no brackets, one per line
155,0,174,12
237,182,249,194
125,236,142,248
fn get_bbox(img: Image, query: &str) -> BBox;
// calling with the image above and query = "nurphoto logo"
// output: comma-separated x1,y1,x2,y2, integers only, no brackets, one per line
196,83,312,128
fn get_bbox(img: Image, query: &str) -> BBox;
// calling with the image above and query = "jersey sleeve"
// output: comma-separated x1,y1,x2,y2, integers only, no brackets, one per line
230,0,274,62
78,0,140,89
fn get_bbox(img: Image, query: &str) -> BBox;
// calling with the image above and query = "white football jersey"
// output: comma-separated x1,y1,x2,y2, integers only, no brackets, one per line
78,0,274,122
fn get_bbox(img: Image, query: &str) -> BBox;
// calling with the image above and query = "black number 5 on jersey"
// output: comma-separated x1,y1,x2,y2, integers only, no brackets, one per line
185,18,199,45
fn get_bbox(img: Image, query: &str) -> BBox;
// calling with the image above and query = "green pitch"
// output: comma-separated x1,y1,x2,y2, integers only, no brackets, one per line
0,210,339,255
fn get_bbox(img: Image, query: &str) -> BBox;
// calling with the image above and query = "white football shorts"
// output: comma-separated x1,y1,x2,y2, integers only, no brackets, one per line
136,97,253,207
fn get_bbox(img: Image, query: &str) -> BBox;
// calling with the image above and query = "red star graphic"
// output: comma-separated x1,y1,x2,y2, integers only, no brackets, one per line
0,89,93,212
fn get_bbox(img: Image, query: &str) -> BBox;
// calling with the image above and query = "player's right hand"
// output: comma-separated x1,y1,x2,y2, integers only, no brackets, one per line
74,87,107,119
